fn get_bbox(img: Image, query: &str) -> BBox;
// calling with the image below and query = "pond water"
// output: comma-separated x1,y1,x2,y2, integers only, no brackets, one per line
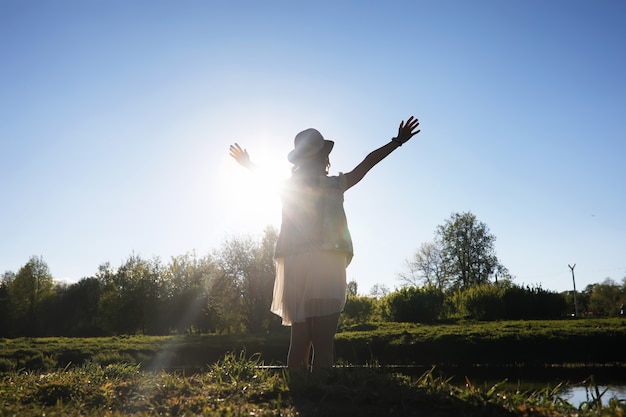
563,385,626,408
435,365,626,408
375,364,626,408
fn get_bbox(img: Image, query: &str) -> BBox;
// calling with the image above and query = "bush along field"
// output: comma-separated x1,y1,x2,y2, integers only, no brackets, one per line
1,351,625,417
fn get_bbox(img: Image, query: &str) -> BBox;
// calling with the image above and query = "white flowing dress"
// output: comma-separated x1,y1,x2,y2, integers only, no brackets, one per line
271,250,347,326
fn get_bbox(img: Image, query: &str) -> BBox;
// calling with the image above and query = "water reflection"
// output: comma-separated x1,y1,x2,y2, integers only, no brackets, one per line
564,385,626,408
426,365,626,408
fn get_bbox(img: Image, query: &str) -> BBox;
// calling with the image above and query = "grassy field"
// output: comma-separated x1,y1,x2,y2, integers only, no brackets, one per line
336,318,626,366
1,319,625,416
1,318,625,372
1,351,625,416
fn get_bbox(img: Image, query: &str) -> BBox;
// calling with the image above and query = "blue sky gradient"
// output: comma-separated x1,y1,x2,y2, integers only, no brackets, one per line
2,1,625,293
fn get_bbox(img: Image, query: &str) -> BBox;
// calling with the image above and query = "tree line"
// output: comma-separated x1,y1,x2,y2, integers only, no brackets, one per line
0,227,280,337
2,212,624,337
344,277,626,325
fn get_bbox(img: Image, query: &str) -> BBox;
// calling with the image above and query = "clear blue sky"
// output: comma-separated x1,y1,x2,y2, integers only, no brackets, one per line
2,1,625,293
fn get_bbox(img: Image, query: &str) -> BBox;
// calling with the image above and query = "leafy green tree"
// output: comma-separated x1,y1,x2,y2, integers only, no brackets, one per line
163,253,218,334
206,269,242,333
621,276,626,312
0,274,12,336
403,212,508,291
97,256,164,334
588,278,622,316
347,280,358,297
135,257,167,335
563,284,592,316
436,212,505,289
7,256,55,336
213,226,279,333
54,277,104,336
95,262,118,334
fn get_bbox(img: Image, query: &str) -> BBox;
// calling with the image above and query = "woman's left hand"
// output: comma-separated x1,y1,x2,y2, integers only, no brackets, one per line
395,116,421,145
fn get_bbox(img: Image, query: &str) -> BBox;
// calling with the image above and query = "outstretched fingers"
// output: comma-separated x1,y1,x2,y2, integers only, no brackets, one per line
229,143,252,167
397,116,421,142
406,116,419,130
229,143,243,157
229,143,245,159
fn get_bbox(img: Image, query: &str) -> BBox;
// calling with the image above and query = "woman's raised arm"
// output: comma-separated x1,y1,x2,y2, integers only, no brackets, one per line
344,116,420,190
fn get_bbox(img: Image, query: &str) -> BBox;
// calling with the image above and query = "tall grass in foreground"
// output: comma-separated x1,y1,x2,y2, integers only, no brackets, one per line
0,352,624,417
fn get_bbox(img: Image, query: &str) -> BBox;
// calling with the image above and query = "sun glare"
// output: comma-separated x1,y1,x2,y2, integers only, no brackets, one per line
218,148,290,233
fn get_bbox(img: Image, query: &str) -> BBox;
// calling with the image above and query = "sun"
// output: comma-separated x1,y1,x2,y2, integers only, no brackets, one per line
218,147,291,234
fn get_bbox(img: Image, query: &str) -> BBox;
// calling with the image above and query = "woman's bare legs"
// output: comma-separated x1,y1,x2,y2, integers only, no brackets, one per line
309,312,340,369
287,313,340,371
287,320,312,370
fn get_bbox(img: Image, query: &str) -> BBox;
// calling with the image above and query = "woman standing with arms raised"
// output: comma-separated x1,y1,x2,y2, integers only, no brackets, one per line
230,116,420,371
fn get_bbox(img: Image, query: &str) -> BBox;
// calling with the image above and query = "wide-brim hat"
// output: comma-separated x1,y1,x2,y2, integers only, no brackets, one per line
287,128,334,164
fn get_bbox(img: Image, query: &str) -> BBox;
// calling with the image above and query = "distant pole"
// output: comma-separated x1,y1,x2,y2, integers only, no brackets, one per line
568,264,579,317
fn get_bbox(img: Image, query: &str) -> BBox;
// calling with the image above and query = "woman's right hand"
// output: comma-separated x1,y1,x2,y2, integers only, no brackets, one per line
229,143,253,168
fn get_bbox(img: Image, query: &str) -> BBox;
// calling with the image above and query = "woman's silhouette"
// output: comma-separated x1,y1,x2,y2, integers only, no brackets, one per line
230,116,420,371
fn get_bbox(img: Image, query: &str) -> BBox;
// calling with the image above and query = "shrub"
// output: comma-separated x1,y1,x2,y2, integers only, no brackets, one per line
342,296,378,325
531,287,568,319
381,286,444,323
454,284,505,321
502,285,567,319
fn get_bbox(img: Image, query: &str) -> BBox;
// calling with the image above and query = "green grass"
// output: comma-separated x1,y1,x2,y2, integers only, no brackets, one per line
2,320,626,416
0,331,292,372
1,319,626,373
335,318,626,366
2,352,624,416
